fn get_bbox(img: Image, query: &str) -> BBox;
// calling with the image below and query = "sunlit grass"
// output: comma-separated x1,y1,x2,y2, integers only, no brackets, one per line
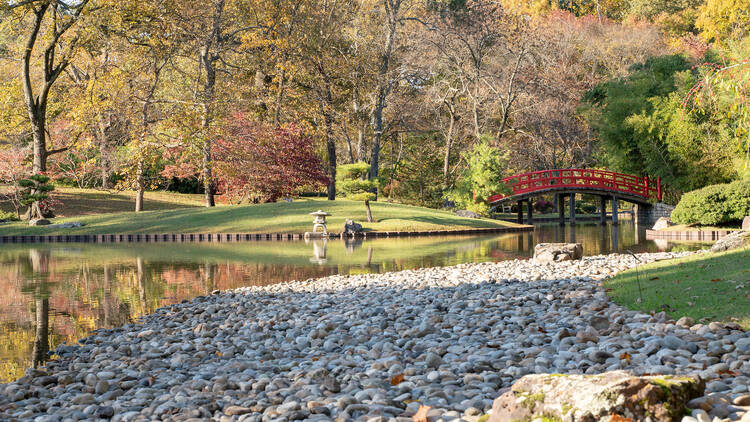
605,248,750,329
0,193,525,235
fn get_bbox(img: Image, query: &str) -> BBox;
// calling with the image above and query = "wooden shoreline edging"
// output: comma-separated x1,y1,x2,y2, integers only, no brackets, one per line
645,229,739,241
0,226,533,244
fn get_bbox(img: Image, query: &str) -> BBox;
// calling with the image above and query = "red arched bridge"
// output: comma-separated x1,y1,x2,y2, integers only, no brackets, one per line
488,169,662,225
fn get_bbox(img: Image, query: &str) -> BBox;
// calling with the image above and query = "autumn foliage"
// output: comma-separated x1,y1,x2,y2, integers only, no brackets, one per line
213,114,328,203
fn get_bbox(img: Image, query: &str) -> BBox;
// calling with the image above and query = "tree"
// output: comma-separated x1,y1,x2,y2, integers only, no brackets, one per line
696,0,750,44
0,146,30,217
18,174,54,220
446,138,510,216
3,0,92,173
337,162,378,222
162,0,256,208
293,0,359,200
584,52,746,199
213,113,328,203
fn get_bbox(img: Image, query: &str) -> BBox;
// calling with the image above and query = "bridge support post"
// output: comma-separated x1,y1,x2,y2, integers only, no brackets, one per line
612,196,619,225
569,194,576,225
558,194,565,225
526,200,533,224
599,196,607,225
517,201,523,224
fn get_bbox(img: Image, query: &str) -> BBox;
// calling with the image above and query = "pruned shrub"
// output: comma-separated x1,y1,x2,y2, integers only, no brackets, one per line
671,180,750,226
0,211,19,223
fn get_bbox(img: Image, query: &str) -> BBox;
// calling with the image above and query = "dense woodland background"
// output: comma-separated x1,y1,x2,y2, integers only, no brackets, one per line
0,0,748,214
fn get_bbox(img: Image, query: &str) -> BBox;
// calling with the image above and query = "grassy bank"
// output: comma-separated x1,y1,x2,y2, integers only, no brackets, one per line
658,224,741,232
605,249,750,329
0,196,525,235
0,187,203,217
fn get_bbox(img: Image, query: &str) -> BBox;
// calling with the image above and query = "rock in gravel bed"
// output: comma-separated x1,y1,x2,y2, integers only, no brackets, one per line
489,371,705,422
1,250,750,422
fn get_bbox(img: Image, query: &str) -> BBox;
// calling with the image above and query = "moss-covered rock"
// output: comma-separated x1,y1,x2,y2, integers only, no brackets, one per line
488,371,705,422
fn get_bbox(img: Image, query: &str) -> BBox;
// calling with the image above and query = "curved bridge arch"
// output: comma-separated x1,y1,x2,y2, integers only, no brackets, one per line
489,169,662,224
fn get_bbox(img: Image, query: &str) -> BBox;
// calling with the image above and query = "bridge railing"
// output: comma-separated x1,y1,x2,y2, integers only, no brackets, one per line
488,169,662,203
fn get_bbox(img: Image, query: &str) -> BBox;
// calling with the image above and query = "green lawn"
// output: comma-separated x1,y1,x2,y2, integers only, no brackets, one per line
659,224,741,232
0,187,204,217
0,196,525,235
605,249,750,329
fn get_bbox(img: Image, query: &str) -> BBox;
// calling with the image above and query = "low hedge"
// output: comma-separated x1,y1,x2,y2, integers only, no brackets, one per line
0,211,19,223
671,180,750,226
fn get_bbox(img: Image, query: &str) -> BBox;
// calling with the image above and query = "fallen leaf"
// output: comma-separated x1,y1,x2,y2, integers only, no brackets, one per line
620,352,631,363
711,278,723,282
413,405,431,422
717,369,739,376
390,373,405,386
649,277,660,280
609,414,634,422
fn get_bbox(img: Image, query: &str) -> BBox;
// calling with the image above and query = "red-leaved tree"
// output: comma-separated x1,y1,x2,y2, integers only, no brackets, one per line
214,114,329,203
0,146,32,217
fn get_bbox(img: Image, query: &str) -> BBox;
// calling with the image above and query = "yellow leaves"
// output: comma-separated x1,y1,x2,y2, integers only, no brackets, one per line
412,405,431,422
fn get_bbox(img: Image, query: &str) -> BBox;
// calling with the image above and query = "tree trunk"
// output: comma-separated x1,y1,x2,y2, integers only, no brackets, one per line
202,140,215,207
326,118,336,200
135,159,145,212
369,0,401,190
365,199,373,223
273,68,285,127
200,44,217,208
98,117,111,189
443,112,455,183
32,298,49,369
136,257,146,310
31,114,47,173
323,84,337,201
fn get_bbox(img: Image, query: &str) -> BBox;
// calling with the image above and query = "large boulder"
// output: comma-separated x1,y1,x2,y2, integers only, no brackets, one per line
456,210,481,219
711,231,750,253
534,243,583,263
489,371,705,422
343,219,363,236
28,219,51,226
743,216,750,231
652,217,674,231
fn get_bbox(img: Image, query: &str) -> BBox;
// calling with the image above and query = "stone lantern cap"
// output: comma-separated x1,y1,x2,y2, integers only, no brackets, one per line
309,210,331,217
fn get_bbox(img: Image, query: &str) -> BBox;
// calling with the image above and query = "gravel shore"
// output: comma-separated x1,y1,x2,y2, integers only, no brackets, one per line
2,250,750,422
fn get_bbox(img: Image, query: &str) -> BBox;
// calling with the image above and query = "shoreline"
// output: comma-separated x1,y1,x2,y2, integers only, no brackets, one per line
0,226,533,244
3,251,750,422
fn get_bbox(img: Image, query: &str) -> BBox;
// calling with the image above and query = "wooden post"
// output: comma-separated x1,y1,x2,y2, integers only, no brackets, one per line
612,196,619,225
527,199,534,224
517,201,523,224
558,194,565,225
657,177,662,202
599,196,607,225
569,194,576,225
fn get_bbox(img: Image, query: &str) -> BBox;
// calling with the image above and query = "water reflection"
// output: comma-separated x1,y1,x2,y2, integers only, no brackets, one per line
0,222,707,382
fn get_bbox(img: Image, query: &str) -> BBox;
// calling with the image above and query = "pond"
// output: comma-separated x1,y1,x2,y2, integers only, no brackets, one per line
0,221,706,382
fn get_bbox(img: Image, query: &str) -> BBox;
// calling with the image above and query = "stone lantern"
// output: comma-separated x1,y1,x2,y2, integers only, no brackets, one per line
309,210,331,235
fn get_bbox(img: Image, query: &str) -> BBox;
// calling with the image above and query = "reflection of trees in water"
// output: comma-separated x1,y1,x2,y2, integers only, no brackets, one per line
28,250,50,369
2,253,344,380
1,226,670,381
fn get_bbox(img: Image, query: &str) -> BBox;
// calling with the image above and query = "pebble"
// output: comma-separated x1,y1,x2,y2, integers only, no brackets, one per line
1,250,749,422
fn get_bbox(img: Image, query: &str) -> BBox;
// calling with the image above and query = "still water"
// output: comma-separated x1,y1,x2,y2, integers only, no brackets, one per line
0,222,705,382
